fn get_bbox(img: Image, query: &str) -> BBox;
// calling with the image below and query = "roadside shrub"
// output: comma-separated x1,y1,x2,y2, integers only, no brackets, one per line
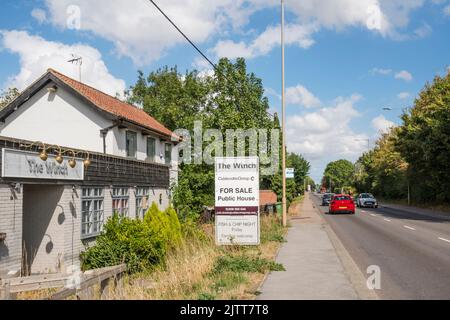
81,203,182,273
213,255,285,274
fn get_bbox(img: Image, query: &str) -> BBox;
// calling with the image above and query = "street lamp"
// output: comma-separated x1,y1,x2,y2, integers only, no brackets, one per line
382,107,411,205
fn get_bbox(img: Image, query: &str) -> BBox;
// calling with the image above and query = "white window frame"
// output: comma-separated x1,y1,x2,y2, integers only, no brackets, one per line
147,137,156,162
126,130,137,158
112,187,129,217
81,187,104,239
164,143,172,165
135,187,150,219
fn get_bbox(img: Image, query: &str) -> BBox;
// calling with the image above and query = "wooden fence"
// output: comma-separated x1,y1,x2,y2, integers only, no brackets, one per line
0,264,126,300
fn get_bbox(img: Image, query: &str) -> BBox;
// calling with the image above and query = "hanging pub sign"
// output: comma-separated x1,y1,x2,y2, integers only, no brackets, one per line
2,148,84,181
215,157,260,245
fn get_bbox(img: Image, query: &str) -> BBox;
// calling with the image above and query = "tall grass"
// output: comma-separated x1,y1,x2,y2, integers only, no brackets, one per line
115,214,287,300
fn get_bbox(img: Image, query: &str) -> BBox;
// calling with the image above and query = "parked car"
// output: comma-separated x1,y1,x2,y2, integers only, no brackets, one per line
328,194,355,215
321,193,334,206
356,193,378,208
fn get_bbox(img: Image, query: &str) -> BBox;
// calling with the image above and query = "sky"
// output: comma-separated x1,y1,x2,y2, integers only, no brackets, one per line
1,0,450,183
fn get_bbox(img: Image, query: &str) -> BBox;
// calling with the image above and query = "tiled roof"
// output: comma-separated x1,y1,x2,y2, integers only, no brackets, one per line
48,69,174,138
260,190,278,206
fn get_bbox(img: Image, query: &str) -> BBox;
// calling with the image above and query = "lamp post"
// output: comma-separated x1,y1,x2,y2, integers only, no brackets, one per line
281,0,287,227
383,107,410,204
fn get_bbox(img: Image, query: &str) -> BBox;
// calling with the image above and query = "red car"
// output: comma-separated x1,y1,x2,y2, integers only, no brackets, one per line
328,194,355,215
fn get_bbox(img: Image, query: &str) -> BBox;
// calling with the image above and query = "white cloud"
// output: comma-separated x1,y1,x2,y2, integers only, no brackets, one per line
41,0,261,65
212,0,429,61
31,8,47,24
372,115,395,134
0,30,126,97
398,92,411,99
286,85,321,108
288,0,390,35
395,70,413,82
286,94,367,182
212,23,317,59
37,0,430,65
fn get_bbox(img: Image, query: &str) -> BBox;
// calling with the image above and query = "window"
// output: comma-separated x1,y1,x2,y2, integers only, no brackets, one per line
81,187,104,238
147,137,156,161
112,187,129,217
126,131,137,158
164,143,172,165
135,187,150,219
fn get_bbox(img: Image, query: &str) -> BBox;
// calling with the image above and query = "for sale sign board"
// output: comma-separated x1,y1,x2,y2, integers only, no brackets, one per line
215,157,260,245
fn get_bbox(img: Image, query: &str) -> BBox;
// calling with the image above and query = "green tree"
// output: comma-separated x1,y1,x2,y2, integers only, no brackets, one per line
322,160,355,191
0,88,20,110
397,70,450,202
128,58,276,217
287,153,310,194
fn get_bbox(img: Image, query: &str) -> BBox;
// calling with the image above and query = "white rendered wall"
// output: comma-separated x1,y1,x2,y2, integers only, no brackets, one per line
0,86,112,154
0,84,178,172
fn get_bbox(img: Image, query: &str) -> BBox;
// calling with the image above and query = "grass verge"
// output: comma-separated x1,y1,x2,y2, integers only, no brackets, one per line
114,214,287,300
17,212,289,300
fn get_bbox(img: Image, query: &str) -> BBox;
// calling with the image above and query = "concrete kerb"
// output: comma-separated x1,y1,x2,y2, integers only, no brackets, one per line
323,223,379,300
254,216,290,298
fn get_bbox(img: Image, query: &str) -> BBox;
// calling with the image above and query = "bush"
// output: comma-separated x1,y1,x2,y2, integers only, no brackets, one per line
81,202,182,273
213,255,285,274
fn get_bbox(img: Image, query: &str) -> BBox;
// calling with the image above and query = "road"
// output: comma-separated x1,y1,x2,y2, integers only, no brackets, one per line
310,193,450,299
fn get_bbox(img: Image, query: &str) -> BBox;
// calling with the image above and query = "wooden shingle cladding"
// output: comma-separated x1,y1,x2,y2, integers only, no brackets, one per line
0,136,170,188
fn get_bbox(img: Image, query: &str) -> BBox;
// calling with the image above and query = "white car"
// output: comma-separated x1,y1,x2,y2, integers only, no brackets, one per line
356,193,378,208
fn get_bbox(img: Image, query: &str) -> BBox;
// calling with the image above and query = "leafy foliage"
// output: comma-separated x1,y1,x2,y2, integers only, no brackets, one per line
128,58,281,217
322,160,355,191
355,128,408,199
0,88,20,110
352,70,450,204
81,203,182,273
213,255,285,274
397,71,450,202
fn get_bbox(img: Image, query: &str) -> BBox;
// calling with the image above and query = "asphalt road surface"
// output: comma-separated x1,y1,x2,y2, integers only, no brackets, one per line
311,193,450,300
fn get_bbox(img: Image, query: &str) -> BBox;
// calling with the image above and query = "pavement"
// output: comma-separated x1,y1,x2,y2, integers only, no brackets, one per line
257,193,374,300
312,193,450,299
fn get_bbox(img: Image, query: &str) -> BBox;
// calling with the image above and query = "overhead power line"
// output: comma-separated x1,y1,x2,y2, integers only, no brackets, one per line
147,0,217,71
145,0,275,118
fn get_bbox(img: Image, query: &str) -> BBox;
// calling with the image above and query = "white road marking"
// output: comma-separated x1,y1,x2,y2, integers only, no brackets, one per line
384,218,392,222
404,225,416,231
438,237,450,243
370,214,377,217
361,210,368,213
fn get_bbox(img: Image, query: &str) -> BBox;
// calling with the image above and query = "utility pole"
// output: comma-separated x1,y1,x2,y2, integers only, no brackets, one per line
281,0,287,227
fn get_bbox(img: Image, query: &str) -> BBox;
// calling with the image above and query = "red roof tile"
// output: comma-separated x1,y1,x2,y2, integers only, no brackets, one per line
48,69,174,138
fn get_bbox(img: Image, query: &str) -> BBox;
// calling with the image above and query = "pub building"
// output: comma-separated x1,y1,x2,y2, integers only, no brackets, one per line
0,69,179,276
